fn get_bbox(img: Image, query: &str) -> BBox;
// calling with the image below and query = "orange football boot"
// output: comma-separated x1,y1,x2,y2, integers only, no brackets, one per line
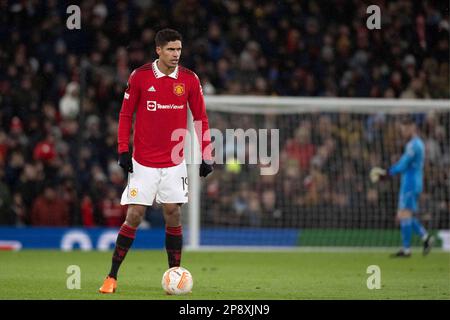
99,276,117,293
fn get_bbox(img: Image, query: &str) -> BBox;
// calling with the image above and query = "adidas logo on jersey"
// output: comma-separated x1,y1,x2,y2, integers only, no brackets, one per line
148,86,156,92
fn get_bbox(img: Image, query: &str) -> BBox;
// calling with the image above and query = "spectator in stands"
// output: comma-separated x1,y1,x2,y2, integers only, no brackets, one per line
80,194,95,227
59,82,80,120
0,167,13,225
246,191,262,227
98,186,127,227
33,132,57,164
261,189,282,227
30,184,70,226
283,124,315,171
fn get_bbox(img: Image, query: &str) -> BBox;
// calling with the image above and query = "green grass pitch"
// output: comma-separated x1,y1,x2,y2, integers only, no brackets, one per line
0,250,449,300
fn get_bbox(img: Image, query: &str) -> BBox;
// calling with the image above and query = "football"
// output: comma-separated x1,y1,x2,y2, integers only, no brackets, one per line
161,266,193,295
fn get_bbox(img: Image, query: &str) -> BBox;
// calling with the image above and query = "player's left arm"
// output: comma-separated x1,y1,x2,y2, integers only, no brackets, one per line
188,73,214,177
117,70,140,173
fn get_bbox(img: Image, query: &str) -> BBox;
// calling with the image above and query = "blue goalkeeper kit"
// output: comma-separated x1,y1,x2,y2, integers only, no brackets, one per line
388,135,425,213
388,135,427,250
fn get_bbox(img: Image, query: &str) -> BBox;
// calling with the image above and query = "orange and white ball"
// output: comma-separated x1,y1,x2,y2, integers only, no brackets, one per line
162,267,193,295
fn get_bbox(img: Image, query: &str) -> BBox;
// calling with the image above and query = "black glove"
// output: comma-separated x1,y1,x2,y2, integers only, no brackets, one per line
199,160,213,177
118,152,133,174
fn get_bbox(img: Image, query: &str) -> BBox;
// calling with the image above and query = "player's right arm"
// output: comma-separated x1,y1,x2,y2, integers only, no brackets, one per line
388,141,415,176
370,141,416,183
117,70,140,173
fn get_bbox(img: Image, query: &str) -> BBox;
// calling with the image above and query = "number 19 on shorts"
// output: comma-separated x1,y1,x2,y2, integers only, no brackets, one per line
181,176,188,191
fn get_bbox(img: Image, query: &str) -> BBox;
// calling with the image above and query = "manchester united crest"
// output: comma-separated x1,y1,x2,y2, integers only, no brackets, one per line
130,188,138,198
173,83,185,96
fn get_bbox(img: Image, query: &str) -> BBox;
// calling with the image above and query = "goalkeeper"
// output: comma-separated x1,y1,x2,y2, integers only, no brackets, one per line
370,116,434,257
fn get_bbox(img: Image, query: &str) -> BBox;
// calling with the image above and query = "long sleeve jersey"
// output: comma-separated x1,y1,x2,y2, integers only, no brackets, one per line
389,135,425,195
118,60,212,168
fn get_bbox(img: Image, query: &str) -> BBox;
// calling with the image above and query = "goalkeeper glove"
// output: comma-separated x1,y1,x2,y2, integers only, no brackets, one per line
118,152,133,174
370,167,387,183
199,159,214,177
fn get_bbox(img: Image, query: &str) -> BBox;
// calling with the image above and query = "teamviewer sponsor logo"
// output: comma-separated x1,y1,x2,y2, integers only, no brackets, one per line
147,101,184,111
147,100,157,111
158,104,184,109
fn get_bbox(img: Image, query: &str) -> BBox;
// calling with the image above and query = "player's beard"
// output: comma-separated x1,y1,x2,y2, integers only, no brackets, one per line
161,58,178,69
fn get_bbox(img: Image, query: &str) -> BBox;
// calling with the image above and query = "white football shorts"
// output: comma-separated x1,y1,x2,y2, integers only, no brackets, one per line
120,158,188,206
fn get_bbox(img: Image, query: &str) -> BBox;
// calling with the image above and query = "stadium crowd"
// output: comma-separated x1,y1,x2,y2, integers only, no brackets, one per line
0,0,448,227
202,111,450,228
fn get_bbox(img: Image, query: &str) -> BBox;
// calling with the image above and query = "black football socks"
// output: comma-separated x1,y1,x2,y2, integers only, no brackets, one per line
165,225,183,268
108,223,137,279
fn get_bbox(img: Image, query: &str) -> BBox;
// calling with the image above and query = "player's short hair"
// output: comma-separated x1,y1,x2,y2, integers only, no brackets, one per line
155,28,182,48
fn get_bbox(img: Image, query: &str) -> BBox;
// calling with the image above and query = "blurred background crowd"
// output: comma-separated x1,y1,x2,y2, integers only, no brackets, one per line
0,0,448,227
202,111,450,229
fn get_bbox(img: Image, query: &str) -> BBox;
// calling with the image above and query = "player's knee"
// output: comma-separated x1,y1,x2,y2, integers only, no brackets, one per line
397,209,412,219
163,204,181,222
126,205,146,227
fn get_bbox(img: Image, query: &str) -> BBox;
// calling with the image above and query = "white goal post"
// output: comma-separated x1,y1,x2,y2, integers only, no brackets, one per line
186,96,450,250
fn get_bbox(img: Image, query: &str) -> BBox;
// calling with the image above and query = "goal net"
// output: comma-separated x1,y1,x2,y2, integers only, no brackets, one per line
185,96,450,249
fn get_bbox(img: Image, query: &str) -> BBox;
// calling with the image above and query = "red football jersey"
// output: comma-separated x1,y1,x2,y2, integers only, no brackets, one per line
118,60,212,168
